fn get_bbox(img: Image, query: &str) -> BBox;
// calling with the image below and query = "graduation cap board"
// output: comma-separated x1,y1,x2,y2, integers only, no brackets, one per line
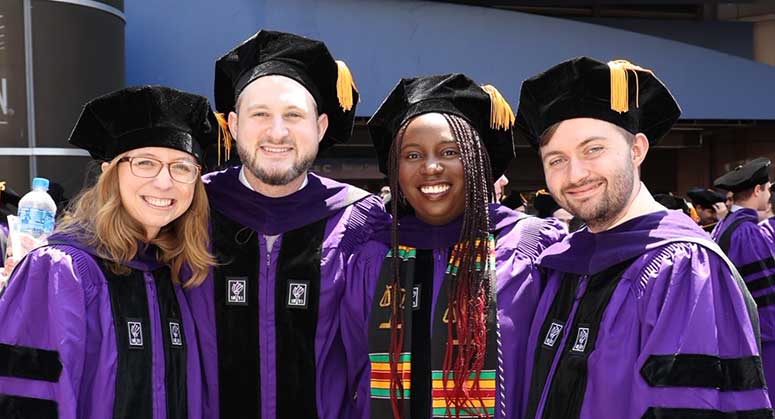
68,86,218,163
713,157,771,193
686,188,727,208
515,56,681,148
367,73,516,179
214,29,359,158
533,189,561,219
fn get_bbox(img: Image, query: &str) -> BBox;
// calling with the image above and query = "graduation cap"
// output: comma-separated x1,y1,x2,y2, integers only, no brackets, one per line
367,73,516,179
652,193,689,213
533,189,561,219
0,181,20,208
515,56,681,148
500,191,526,210
214,29,359,154
713,157,771,193
69,86,218,163
686,188,726,208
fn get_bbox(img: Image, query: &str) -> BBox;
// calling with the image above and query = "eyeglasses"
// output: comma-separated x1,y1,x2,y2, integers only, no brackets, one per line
117,156,201,184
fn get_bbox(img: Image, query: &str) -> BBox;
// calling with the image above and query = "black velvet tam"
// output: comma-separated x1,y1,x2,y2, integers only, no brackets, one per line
713,157,772,193
214,29,359,149
686,188,727,208
69,85,217,162
500,191,526,210
367,73,515,179
653,193,689,213
533,190,561,219
514,56,681,148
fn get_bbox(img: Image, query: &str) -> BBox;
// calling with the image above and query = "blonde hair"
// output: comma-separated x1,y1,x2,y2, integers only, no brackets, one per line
57,157,214,287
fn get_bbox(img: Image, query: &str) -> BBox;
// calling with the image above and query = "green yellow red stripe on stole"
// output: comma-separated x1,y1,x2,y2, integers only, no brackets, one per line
370,353,411,398
445,235,496,276
431,370,496,417
387,245,417,260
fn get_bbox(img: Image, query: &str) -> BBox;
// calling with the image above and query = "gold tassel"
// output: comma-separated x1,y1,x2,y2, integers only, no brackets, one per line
336,60,358,111
214,112,233,165
481,84,515,131
688,203,700,223
0,181,5,192
536,189,550,196
607,59,653,114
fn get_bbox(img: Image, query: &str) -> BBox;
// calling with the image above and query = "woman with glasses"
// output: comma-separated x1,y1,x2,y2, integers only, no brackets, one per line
0,86,216,419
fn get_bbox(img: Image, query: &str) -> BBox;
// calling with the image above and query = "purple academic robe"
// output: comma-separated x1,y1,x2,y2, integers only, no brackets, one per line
341,204,567,419
760,217,775,245
713,207,775,406
0,232,203,419
185,167,387,419
524,210,771,419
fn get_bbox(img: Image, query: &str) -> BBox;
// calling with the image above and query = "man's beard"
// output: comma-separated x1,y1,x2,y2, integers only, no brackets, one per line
237,142,316,186
559,158,634,230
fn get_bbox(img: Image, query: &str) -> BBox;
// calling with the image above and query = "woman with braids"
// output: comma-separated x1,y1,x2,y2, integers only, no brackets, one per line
341,74,566,419
0,86,216,419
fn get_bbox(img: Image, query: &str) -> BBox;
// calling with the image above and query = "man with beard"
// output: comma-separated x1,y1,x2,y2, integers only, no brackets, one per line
687,187,728,232
711,157,775,405
514,57,770,418
185,30,386,419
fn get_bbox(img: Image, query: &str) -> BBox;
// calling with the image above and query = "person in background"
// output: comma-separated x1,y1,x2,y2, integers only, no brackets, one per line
711,157,775,405
686,187,728,232
0,182,20,270
0,85,217,419
761,184,775,243
500,190,526,212
533,189,574,228
651,193,693,219
494,174,509,202
380,185,392,205
725,190,734,213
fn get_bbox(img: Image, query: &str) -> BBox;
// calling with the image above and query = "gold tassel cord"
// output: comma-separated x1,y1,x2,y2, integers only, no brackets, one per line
481,84,515,131
336,60,358,112
0,181,5,192
214,112,233,165
606,60,654,114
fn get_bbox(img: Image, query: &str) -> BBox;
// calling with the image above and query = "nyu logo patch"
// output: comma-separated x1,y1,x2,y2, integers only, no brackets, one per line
127,320,143,348
226,277,248,306
169,322,183,347
287,281,309,308
571,327,590,353
412,285,421,310
543,322,564,348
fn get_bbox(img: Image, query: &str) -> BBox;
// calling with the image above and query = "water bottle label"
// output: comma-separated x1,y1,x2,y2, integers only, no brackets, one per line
18,207,55,237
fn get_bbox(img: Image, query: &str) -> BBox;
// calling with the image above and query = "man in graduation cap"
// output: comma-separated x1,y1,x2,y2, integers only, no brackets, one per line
687,187,728,232
711,157,775,404
184,30,387,419
514,57,770,418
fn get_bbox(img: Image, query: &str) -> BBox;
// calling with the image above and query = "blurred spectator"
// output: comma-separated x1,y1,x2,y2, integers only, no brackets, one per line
379,185,391,205
494,174,509,202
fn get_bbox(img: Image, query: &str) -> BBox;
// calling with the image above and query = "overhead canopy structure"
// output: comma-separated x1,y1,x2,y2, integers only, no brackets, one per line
127,0,775,120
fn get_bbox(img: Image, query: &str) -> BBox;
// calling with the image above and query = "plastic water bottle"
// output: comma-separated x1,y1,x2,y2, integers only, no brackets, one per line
17,177,57,240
